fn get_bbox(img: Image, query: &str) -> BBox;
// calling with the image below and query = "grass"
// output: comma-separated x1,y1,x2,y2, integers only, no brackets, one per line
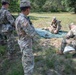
0,45,7,56
0,12,76,75
29,12,76,31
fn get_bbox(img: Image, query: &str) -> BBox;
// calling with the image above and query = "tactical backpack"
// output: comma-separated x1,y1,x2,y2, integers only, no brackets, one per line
0,9,14,33
0,9,6,25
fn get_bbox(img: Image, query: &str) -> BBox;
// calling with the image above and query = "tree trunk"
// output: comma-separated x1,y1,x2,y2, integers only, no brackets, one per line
74,7,76,14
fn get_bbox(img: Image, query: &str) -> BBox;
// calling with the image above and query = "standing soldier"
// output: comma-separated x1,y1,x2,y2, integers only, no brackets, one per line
15,0,38,75
0,0,15,58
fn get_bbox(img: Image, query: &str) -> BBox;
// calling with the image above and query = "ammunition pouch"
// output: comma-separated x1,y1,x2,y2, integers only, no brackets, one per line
1,24,13,33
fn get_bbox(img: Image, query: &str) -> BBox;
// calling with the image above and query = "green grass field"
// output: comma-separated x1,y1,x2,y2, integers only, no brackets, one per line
0,13,76,75
29,12,76,31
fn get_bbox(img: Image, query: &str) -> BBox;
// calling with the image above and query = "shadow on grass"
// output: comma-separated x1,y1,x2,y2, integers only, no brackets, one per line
33,39,76,75
13,15,50,21
0,38,76,75
29,16,38,20
29,16,50,20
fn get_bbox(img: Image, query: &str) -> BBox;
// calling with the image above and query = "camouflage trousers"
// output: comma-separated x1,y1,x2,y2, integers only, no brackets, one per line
18,39,34,75
0,25,15,54
0,32,15,56
60,38,76,53
6,32,15,54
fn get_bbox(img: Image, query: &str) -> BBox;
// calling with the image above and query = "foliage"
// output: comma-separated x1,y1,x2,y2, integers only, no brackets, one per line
0,46,6,56
9,0,20,12
43,0,66,12
62,0,76,13
0,0,20,12
31,0,66,12
0,0,75,13
31,0,46,12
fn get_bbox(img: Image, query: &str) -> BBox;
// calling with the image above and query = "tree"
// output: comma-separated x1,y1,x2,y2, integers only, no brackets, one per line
43,0,66,12
9,0,20,12
63,0,76,13
0,0,20,12
30,0,46,12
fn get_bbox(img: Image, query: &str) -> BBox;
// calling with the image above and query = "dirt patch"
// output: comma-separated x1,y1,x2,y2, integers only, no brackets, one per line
40,38,62,49
50,38,62,48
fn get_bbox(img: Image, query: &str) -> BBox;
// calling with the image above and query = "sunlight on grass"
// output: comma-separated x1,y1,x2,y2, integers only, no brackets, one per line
29,13,76,31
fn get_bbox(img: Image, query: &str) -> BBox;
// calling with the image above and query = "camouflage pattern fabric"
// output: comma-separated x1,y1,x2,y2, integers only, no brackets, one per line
66,26,76,39
15,13,37,75
18,39,34,75
20,0,30,7
6,32,15,54
0,6,14,25
0,6,15,54
50,20,61,33
60,27,76,53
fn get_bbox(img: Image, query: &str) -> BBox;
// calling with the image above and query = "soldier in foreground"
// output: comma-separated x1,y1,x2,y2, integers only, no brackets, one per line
15,0,38,75
0,0,15,58
58,23,76,54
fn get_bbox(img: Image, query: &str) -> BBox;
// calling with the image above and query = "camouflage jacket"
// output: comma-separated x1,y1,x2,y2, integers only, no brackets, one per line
65,27,76,46
66,26,76,39
51,20,61,30
15,13,37,40
0,6,14,26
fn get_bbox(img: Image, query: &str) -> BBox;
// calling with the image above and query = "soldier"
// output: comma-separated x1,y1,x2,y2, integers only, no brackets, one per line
0,0,15,58
49,17,61,34
59,23,76,54
15,0,38,75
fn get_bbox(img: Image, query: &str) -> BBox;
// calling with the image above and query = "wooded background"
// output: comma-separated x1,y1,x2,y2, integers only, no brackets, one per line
0,0,76,13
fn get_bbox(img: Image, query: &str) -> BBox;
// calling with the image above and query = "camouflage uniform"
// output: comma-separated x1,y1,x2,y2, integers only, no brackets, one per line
15,0,37,74
60,26,76,53
15,13,37,75
50,19,61,33
0,3,15,54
